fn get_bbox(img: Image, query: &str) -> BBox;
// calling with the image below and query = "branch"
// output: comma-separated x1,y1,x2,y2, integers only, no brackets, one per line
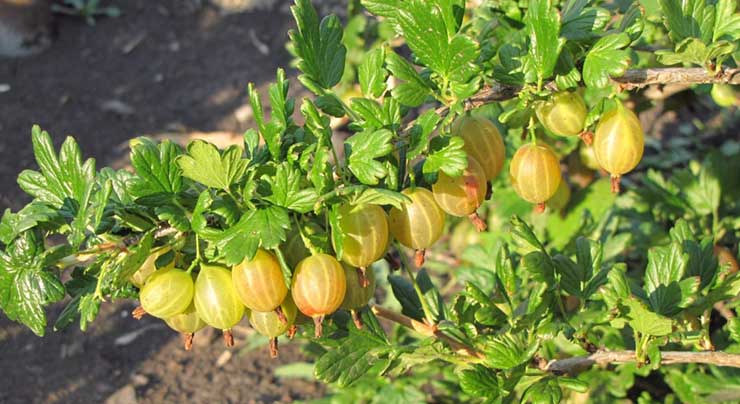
545,350,740,374
370,305,484,358
371,305,740,371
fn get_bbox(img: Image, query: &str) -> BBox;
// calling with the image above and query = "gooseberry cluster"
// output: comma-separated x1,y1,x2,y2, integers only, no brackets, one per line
514,91,646,212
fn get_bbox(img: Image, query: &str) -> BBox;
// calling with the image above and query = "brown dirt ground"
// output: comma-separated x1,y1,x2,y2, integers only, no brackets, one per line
0,1,332,402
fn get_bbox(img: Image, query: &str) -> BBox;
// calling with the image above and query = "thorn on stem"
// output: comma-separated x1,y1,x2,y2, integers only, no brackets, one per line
469,212,487,232
132,306,146,320
223,329,234,347
183,333,194,351
351,309,363,330
269,337,279,358
414,249,426,267
610,175,621,193
358,267,370,288
275,306,288,324
485,181,493,201
313,315,325,338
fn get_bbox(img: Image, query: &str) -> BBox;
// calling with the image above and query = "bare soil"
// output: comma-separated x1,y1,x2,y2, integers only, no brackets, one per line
0,1,328,402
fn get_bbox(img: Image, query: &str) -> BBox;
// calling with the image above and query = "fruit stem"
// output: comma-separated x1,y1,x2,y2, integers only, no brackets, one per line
186,235,202,274
358,267,370,288
269,337,279,358
468,212,487,232
313,315,325,338
275,306,288,325
414,249,426,267
183,333,194,351
610,175,621,193
223,330,235,347
351,309,364,330
132,306,146,320
394,241,436,325
287,325,298,339
535,203,546,214
579,131,593,145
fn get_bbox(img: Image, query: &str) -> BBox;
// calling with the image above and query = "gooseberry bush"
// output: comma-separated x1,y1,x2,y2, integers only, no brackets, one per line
2,0,740,402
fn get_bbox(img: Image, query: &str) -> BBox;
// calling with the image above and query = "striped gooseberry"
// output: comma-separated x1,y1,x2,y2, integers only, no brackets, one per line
194,264,245,346
432,156,487,231
341,265,376,329
138,267,194,320
509,143,562,212
232,249,288,313
291,253,347,337
579,144,601,171
130,247,172,288
332,203,388,287
247,297,298,358
388,188,446,266
452,115,505,180
165,302,206,351
546,180,571,212
593,102,644,193
535,91,588,140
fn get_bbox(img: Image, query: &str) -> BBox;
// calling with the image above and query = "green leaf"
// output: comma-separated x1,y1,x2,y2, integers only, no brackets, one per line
713,0,740,42
561,1,609,41
129,137,183,198
511,215,545,254
345,129,394,185
0,203,60,245
328,204,344,260
359,47,387,98
423,136,467,177
290,0,346,92
458,365,502,399
314,310,391,387
660,0,715,44
315,94,345,118
622,296,674,336
417,269,445,322
350,188,411,210
177,140,248,191
385,51,432,107
112,232,154,286
0,231,65,336
388,274,424,321
406,110,441,160
523,377,562,404
583,33,631,88
263,163,319,213
479,334,530,369
214,206,290,265
525,0,565,83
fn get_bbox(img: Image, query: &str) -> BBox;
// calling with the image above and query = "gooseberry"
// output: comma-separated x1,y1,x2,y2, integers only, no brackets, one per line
546,179,571,212
194,264,245,346
432,156,487,231
138,267,194,319
332,203,388,287
165,302,206,351
232,249,288,313
291,253,347,337
341,265,376,329
578,144,601,171
388,188,446,266
452,115,506,180
535,91,588,139
711,84,737,108
509,143,562,212
247,297,298,358
592,103,644,193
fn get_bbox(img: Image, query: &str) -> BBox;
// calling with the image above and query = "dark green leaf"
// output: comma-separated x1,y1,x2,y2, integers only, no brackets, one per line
263,163,319,213
459,365,502,399
345,129,394,185
215,206,290,265
525,0,564,83
423,136,467,177
129,137,182,197
385,51,432,107
583,33,631,88
479,334,529,369
622,296,673,336
388,274,424,321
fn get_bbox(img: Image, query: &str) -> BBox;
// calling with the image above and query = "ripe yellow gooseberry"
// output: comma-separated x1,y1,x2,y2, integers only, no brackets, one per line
388,188,446,267
341,265,376,329
291,254,347,337
139,267,194,319
247,297,298,358
432,156,487,231
509,143,562,212
593,103,644,193
232,249,288,313
165,302,206,351
452,115,506,180
332,204,389,287
194,264,245,346
536,91,588,139
130,247,172,288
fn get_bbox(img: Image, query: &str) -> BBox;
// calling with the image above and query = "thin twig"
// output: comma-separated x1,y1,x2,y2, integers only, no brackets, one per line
545,350,740,374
